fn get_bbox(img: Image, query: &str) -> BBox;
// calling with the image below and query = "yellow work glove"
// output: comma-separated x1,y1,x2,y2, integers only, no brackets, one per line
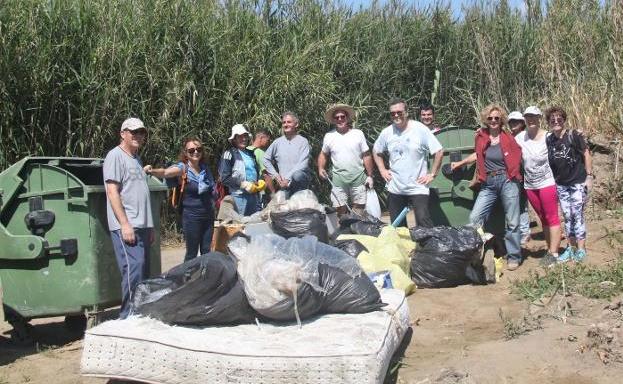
240,181,255,193
255,179,266,192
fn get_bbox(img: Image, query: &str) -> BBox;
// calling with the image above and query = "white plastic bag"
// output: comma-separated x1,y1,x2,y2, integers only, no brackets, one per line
228,234,362,311
365,189,381,219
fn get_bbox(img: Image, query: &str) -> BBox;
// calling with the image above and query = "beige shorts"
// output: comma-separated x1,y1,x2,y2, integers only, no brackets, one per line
330,184,367,208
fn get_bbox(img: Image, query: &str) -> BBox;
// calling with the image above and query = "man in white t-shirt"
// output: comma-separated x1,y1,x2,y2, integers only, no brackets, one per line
373,98,444,227
317,103,374,216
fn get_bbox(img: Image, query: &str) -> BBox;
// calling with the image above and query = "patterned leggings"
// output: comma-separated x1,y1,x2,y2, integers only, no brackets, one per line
557,183,587,240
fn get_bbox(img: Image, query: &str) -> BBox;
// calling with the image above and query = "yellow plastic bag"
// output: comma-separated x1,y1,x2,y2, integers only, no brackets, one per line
338,226,416,295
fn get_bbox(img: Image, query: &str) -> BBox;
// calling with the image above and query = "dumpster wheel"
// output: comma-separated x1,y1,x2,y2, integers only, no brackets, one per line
7,316,34,345
85,307,104,329
64,314,87,331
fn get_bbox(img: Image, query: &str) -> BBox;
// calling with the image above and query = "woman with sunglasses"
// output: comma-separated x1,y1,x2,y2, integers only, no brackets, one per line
144,138,216,262
545,106,593,263
469,104,524,271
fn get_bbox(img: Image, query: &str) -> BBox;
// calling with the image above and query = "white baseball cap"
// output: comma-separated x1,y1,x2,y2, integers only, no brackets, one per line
523,106,542,116
120,117,146,132
228,124,251,141
508,111,525,122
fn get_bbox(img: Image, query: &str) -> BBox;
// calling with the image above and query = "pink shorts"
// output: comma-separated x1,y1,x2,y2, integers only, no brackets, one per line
526,185,560,227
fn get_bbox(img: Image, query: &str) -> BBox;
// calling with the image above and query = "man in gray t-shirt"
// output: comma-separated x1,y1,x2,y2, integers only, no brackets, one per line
263,111,311,196
103,117,153,319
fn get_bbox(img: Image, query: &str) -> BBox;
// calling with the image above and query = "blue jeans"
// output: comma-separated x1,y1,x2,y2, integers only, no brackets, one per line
182,213,214,262
233,193,260,216
110,228,151,319
469,175,521,262
519,191,530,239
285,170,311,197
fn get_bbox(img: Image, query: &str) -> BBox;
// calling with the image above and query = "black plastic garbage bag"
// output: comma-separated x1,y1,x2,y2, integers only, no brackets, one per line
337,212,385,237
334,239,368,258
131,252,257,325
270,208,329,243
228,234,385,322
410,226,486,288
253,263,385,321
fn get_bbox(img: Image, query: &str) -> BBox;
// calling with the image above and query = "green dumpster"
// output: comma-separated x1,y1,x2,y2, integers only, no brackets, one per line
429,125,505,231
429,125,478,226
0,157,166,340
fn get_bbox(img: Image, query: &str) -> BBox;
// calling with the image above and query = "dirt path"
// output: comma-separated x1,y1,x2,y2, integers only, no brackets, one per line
1,219,622,384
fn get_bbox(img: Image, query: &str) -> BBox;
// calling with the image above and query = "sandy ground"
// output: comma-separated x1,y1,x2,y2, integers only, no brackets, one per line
1,214,623,383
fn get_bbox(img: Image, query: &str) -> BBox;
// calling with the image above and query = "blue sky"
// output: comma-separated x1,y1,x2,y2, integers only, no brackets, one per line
349,0,529,18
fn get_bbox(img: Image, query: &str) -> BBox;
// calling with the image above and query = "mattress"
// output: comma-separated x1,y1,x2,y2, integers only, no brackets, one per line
81,289,410,384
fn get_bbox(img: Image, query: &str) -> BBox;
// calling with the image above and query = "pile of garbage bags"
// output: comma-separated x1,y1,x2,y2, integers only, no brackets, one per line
132,233,383,326
132,189,494,327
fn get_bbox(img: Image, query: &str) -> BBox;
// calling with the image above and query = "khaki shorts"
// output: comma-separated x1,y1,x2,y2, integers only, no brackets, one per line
330,184,367,208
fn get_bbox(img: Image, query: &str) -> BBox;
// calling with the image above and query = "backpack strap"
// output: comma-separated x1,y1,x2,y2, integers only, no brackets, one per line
179,163,188,194
170,163,188,209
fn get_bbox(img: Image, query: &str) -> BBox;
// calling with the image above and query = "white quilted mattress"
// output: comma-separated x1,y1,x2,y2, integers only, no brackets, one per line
81,289,410,384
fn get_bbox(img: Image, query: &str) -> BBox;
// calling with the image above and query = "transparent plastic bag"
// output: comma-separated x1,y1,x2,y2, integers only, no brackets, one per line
272,190,324,213
228,234,382,322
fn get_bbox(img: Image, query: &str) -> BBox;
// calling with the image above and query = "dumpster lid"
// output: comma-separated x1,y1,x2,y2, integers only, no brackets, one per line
435,125,477,151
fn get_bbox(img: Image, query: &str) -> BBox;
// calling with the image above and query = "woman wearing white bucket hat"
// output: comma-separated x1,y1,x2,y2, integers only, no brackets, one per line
218,124,265,216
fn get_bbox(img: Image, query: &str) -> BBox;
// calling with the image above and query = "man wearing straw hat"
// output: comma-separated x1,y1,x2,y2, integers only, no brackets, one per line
317,103,374,216
263,111,311,197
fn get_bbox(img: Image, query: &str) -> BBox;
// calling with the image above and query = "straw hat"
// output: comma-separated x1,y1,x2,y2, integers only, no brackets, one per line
324,103,355,124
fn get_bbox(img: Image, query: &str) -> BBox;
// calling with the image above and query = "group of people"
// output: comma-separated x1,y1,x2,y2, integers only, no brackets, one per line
451,104,592,270
102,99,592,318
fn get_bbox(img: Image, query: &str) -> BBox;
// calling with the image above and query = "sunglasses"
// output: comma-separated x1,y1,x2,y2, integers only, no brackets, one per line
186,147,203,155
124,129,147,136
390,111,405,117
487,116,501,122
334,114,347,121
549,117,565,123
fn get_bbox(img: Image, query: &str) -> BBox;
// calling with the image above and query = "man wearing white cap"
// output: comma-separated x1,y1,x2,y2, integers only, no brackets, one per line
263,111,311,196
103,117,153,319
317,103,374,216
218,124,265,216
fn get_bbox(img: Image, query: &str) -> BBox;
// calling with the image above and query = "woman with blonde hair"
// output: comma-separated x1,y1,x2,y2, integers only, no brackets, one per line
144,138,216,262
469,104,524,270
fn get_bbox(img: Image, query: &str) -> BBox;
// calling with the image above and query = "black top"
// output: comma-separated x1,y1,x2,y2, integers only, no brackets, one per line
546,130,587,186
484,143,506,173
182,178,214,219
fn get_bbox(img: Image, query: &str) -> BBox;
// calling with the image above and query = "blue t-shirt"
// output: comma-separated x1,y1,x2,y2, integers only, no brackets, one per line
373,120,443,195
240,150,258,182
